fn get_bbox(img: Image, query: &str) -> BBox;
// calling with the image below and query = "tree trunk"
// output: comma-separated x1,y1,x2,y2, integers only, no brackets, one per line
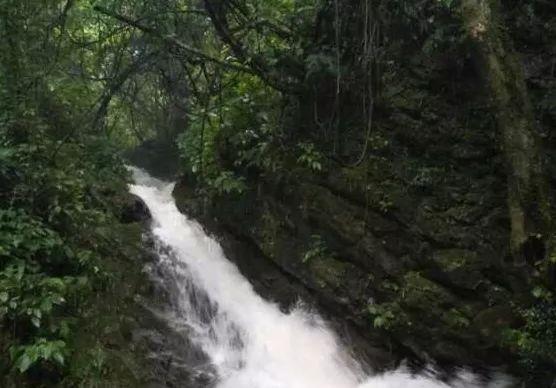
460,0,551,265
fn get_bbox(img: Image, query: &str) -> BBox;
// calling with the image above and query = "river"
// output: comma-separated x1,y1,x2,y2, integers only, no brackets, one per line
129,167,513,388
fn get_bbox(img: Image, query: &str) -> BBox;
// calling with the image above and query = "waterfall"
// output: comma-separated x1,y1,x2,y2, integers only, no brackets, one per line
129,167,512,388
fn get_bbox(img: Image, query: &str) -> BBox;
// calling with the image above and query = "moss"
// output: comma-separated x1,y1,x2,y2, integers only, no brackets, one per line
442,308,471,330
473,305,520,341
309,256,350,289
461,0,551,264
432,249,477,271
367,272,459,336
329,158,399,214
258,205,282,256
401,271,455,308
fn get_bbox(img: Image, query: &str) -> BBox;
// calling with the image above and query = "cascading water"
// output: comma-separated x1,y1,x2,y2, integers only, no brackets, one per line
129,167,513,388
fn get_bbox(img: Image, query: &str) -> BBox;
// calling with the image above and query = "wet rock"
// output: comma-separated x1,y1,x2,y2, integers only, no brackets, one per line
432,249,477,271
121,194,151,223
125,139,180,180
451,145,487,161
473,305,521,339
193,371,215,386
170,166,540,378
433,341,472,364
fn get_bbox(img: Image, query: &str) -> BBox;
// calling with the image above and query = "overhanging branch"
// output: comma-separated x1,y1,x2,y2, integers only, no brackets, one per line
93,6,253,75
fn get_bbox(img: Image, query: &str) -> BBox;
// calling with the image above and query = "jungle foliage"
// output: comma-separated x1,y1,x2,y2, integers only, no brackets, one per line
0,0,148,384
1,0,556,385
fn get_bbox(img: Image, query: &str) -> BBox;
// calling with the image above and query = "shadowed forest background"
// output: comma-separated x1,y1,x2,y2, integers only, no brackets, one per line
1,0,556,386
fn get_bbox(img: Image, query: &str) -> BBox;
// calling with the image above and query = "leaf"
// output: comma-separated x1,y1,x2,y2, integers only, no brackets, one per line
532,286,544,299
40,277,66,292
16,261,25,281
59,321,71,339
373,316,386,328
31,316,41,328
15,354,34,373
52,352,65,366
0,147,15,161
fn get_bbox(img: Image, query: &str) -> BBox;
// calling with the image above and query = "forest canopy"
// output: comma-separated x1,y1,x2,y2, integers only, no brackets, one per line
1,0,556,386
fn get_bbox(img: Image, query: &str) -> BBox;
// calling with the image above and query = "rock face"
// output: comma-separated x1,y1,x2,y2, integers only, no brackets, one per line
121,194,151,224
124,140,180,180
172,181,398,372
131,235,219,388
171,162,551,385
166,38,556,385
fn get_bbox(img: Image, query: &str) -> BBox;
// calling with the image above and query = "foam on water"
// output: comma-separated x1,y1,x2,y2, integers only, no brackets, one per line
129,167,513,388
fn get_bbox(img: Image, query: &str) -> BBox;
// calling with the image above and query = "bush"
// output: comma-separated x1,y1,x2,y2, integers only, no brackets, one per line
0,117,133,380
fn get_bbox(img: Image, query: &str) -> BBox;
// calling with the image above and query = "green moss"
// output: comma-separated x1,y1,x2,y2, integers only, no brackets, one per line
368,302,407,330
309,256,350,289
432,249,477,271
332,159,398,213
401,271,454,307
442,308,471,329
366,272,457,335
259,206,281,255
473,305,519,345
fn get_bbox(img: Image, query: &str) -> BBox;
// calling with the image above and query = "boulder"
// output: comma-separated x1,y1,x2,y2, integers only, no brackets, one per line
121,194,151,223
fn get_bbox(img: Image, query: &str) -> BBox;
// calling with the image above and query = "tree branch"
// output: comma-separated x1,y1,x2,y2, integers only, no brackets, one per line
92,51,159,131
93,6,254,75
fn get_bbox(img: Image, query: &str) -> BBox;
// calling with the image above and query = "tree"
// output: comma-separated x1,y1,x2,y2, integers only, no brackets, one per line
460,0,551,266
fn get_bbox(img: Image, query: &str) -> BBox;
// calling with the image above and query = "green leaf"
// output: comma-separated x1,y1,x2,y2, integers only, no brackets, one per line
40,277,66,292
31,316,41,328
52,352,64,366
15,354,34,373
532,286,544,298
373,316,386,328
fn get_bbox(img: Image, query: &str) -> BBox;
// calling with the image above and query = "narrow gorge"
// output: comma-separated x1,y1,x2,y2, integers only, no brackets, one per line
1,0,555,387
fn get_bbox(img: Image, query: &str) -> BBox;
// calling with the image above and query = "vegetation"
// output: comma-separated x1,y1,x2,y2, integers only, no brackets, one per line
1,0,555,386
0,1,150,385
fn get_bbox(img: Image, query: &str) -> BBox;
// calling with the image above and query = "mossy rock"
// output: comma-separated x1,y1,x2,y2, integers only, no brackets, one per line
432,341,473,363
401,271,455,308
441,308,472,330
432,249,477,271
125,140,180,180
429,249,497,292
473,305,521,340
308,256,352,290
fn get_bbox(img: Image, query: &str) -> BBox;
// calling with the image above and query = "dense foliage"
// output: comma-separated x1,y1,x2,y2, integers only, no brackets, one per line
0,1,149,385
1,0,556,385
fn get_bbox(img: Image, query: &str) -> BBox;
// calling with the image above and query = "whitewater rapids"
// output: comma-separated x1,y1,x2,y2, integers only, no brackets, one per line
129,167,512,388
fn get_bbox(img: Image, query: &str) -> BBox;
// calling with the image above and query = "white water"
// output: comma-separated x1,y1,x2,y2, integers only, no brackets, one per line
129,167,513,388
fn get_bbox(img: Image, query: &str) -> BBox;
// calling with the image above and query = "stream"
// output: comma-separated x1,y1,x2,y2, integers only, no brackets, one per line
129,167,514,388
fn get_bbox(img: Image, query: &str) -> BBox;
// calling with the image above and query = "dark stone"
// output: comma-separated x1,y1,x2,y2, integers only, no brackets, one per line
125,140,180,180
473,305,521,339
169,158,553,383
172,179,399,372
521,234,546,265
121,194,151,223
